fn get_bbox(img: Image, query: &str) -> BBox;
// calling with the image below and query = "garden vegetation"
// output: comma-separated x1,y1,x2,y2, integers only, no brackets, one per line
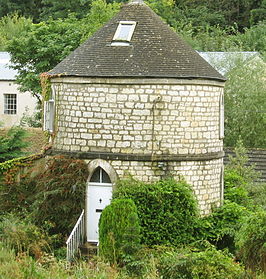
0,143,265,278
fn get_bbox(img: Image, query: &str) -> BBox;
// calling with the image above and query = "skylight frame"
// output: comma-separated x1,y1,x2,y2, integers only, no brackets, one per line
112,21,136,45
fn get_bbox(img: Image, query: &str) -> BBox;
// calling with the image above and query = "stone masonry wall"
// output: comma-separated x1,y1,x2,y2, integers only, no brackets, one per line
84,157,223,215
52,78,224,156
50,77,224,214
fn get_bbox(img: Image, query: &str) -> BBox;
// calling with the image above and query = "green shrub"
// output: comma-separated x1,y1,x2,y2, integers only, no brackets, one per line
157,245,246,279
200,200,249,253
99,198,140,266
235,210,266,273
0,213,50,258
224,168,251,207
246,182,266,210
113,178,199,247
225,141,259,185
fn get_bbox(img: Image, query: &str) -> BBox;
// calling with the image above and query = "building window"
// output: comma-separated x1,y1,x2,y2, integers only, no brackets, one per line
90,167,112,184
44,89,55,132
112,21,136,46
4,94,17,114
219,92,224,139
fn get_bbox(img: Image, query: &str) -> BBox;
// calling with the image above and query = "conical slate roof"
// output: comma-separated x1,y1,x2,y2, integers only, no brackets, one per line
49,1,225,81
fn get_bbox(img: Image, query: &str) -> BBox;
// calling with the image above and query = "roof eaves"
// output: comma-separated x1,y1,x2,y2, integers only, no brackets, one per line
49,73,226,82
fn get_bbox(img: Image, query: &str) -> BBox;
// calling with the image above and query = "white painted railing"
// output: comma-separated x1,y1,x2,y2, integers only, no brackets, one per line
66,209,85,261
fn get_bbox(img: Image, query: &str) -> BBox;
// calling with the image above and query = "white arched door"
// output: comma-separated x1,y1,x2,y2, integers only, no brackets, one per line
86,167,112,242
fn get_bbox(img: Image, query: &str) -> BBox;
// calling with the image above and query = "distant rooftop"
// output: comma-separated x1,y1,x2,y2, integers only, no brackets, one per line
198,51,260,75
0,52,18,80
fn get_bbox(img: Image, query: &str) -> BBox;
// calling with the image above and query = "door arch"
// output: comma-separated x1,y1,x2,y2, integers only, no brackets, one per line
86,161,117,242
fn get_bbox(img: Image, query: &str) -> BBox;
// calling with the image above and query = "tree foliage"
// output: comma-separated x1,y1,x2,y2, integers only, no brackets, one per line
0,13,32,51
7,0,120,101
224,57,266,148
39,0,92,21
0,127,29,163
0,0,42,22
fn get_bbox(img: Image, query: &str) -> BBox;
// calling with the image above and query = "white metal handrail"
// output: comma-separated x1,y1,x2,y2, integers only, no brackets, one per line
66,209,85,261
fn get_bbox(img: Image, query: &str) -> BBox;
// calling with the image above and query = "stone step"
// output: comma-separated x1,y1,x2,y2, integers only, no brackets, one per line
79,242,98,257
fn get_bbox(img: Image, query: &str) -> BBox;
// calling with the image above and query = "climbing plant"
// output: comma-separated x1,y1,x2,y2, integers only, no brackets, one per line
0,156,89,246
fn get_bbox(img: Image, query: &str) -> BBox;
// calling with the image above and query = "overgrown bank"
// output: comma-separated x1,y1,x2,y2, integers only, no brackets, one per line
0,144,265,278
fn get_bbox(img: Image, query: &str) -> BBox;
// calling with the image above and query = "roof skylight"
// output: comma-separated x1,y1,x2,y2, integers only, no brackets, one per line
112,21,136,46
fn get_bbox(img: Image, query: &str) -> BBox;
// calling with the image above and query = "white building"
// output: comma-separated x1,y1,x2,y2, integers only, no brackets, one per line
0,52,37,128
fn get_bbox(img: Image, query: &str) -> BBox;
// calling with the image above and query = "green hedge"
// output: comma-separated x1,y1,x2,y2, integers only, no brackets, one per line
113,178,199,247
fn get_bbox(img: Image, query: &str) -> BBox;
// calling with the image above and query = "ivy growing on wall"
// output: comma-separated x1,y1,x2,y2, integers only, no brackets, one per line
0,155,89,246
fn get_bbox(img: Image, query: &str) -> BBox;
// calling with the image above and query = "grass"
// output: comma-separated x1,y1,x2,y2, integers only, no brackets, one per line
0,243,125,279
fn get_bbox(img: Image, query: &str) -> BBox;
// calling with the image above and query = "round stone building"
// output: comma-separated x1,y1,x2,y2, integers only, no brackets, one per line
45,0,225,244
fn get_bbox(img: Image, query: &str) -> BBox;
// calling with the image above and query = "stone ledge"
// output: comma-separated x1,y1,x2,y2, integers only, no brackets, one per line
46,149,224,162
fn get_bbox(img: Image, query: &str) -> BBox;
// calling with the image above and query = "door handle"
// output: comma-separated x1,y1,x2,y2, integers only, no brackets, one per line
96,209,103,213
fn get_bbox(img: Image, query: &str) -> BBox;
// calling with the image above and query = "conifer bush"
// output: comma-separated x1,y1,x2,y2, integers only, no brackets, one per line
113,178,199,247
99,198,140,266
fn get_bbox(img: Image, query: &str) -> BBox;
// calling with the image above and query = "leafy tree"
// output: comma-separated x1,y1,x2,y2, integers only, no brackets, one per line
0,0,42,23
237,20,266,55
7,15,85,102
250,0,266,25
182,0,261,29
7,0,120,102
0,13,32,51
224,56,266,148
0,127,29,163
40,0,92,21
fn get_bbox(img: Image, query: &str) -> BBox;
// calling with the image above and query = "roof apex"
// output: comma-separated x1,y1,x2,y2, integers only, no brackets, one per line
49,3,225,82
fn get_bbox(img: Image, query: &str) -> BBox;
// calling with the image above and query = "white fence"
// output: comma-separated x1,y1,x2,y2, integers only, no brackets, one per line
66,209,85,261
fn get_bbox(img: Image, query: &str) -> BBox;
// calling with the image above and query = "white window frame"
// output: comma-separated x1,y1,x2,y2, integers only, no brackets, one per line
219,92,224,139
112,21,136,46
90,167,112,184
44,88,55,132
4,93,17,115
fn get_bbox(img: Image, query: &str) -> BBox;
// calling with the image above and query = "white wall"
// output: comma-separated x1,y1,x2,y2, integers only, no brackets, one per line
0,80,37,128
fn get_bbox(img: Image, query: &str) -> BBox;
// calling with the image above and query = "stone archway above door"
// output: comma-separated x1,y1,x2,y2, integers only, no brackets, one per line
86,159,118,185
